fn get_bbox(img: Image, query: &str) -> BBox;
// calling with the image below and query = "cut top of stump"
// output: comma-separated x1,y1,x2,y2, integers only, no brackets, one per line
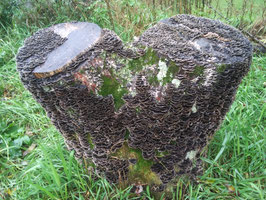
33,22,102,78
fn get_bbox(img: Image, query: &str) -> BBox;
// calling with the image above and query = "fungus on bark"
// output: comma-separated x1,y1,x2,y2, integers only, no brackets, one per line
16,15,252,193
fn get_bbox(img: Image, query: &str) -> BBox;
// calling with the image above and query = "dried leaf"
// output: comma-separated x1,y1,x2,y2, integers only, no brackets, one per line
200,179,215,184
135,185,143,194
84,191,90,198
6,188,13,196
23,143,37,157
25,131,34,136
225,184,235,193
21,161,28,166
5,188,16,196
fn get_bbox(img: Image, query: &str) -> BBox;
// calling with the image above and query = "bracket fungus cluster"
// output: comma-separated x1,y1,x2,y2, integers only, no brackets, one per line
16,15,252,192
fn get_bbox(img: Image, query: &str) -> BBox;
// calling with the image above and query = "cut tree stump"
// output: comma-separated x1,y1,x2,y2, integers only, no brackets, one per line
16,15,252,197
33,22,102,78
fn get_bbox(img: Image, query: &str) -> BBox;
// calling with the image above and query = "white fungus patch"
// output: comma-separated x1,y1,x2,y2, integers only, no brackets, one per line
171,79,181,88
119,66,132,81
203,68,216,86
157,60,168,83
185,150,197,161
191,102,197,113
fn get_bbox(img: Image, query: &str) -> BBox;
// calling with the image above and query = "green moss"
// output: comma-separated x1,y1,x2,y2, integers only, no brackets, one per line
125,129,130,140
112,143,161,185
99,73,128,110
79,69,85,74
98,49,161,109
217,64,227,73
155,150,170,158
87,133,94,149
67,108,76,117
193,66,204,76
144,48,160,66
173,165,180,173
170,140,176,145
128,48,159,72
128,58,144,72
136,106,141,113
147,75,159,86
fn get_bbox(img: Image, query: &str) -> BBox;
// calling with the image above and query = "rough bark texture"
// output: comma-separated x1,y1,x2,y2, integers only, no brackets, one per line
16,15,252,193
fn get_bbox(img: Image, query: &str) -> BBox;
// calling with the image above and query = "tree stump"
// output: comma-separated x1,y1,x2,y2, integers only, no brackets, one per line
16,15,252,194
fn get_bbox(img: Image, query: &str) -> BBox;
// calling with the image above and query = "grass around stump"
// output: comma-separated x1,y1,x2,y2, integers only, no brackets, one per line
0,0,265,199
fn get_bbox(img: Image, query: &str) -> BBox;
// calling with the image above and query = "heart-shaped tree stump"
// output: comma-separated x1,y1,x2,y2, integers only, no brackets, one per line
16,15,252,193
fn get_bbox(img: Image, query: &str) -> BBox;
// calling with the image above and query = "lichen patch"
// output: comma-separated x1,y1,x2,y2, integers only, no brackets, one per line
112,143,162,185
157,60,168,83
185,150,197,161
171,79,181,88
191,102,197,113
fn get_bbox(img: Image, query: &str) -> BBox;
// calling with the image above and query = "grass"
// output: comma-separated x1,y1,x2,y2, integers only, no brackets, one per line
0,0,265,199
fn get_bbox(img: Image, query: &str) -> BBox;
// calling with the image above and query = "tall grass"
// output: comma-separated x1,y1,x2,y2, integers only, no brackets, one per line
2,0,264,39
0,0,265,199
